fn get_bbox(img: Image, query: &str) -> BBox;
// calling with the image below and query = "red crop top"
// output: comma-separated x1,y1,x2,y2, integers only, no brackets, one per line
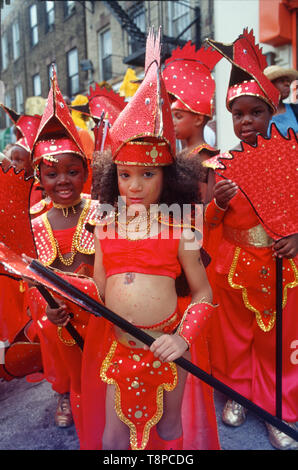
53,226,76,255
97,225,182,279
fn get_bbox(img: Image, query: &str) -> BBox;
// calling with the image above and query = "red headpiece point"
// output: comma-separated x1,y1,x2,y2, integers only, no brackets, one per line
86,84,126,125
108,28,176,165
205,28,280,112
32,67,86,166
0,104,41,152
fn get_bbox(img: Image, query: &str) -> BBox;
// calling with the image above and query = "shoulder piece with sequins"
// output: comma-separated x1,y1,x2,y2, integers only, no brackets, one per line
31,198,98,265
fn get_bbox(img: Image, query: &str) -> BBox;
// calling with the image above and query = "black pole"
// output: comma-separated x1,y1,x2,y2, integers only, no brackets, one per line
29,259,298,442
36,285,84,351
276,256,283,419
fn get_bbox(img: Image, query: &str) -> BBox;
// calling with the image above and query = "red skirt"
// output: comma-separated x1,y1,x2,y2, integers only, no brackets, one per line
80,296,220,450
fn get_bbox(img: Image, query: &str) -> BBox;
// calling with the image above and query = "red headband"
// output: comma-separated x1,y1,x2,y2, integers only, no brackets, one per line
227,80,276,111
114,141,173,166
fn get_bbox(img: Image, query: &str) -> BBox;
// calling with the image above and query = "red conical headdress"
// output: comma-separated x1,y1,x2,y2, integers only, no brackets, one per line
86,84,126,125
162,41,222,117
206,28,280,112
107,28,176,166
0,104,41,153
70,84,127,152
32,66,86,167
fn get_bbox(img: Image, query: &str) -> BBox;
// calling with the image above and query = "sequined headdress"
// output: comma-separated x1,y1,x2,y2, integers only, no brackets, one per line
106,28,176,166
32,66,86,167
205,28,280,112
0,104,41,153
162,41,222,117
71,84,127,151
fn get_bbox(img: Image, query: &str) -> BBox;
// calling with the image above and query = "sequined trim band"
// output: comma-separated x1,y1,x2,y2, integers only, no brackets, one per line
223,224,274,248
100,340,177,450
228,247,298,332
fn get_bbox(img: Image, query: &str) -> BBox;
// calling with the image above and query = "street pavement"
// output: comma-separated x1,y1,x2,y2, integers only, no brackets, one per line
0,372,282,451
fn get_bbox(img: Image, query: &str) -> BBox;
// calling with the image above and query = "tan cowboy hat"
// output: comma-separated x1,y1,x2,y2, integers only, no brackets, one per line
264,65,298,83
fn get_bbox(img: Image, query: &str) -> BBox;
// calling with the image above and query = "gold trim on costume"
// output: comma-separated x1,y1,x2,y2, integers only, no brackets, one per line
57,326,76,346
100,340,177,450
228,247,298,332
223,224,274,248
39,198,94,266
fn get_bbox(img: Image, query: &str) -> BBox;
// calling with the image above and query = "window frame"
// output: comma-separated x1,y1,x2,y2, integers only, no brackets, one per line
45,1,55,33
168,0,191,41
29,4,39,47
98,28,112,82
15,84,24,114
67,48,80,97
12,20,20,61
1,32,9,70
32,73,42,97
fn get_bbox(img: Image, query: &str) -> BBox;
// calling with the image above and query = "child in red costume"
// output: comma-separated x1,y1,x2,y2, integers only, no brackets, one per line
162,42,222,304
26,69,98,434
162,41,221,204
205,30,298,450
74,29,220,451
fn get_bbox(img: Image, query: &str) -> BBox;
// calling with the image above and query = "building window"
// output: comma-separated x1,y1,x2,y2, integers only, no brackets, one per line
64,1,76,18
4,93,11,127
168,0,191,41
99,29,112,81
33,74,42,96
67,48,79,97
12,21,20,60
1,33,9,70
15,84,24,113
128,3,146,54
29,4,39,46
45,1,55,32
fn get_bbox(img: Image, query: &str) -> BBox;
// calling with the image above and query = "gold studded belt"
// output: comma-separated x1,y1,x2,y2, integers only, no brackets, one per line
223,224,274,248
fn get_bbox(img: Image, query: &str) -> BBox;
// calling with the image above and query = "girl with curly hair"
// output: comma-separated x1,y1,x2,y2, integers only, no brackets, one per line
77,30,219,452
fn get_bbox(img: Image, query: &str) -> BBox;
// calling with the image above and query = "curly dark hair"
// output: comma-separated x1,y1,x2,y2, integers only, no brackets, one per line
91,147,205,207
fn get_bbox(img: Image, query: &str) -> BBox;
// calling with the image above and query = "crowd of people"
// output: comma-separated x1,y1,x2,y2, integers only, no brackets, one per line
0,27,297,452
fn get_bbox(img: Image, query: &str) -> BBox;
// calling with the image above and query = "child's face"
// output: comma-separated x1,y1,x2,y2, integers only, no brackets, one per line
40,153,87,204
272,76,291,101
172,109,200,141
231,96,272,145
117,164,163,210
10,145,32,175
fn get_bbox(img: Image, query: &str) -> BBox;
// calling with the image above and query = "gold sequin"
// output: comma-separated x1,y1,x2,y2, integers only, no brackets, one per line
152,360,161,369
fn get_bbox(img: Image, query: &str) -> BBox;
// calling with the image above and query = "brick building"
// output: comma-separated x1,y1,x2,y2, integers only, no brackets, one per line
0,0,212,143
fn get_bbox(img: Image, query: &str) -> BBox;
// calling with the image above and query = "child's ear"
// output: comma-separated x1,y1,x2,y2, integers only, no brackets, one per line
194,114,205,127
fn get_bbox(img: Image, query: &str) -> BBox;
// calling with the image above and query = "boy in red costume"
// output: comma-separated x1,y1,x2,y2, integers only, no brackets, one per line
205,30,298,450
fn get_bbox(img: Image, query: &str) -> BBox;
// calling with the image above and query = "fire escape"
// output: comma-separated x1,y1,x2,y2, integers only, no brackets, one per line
102,0,201,66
